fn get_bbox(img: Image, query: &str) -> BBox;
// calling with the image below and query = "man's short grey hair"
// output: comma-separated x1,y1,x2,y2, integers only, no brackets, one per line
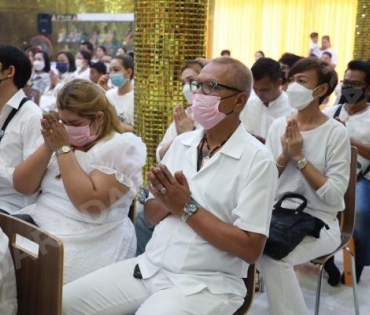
210,57,253,98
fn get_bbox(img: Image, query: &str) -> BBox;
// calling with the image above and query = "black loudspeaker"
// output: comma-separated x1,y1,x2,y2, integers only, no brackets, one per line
37,13,52,35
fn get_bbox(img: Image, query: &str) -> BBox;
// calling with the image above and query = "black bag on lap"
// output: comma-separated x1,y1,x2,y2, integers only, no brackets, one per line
264,193,329,260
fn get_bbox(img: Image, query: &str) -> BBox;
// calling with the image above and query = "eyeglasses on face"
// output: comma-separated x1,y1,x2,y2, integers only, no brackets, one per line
189,80,242,95
341,80,368,89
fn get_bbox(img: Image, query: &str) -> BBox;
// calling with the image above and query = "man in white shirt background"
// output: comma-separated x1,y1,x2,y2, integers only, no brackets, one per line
240,57,293,143
0,44,42,216
308,32,321,57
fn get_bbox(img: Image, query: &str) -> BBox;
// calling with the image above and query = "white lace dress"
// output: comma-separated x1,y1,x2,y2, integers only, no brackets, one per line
19,132,146,284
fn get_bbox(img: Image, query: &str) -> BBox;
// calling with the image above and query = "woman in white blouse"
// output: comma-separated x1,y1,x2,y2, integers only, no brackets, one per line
258,58,351,315
74,50,91,81
13,79,147,284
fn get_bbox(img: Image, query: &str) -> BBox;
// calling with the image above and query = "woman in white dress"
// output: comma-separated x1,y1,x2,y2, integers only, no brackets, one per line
13,79,147,284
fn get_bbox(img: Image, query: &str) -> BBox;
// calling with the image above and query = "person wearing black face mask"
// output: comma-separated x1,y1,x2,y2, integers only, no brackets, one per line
323,60,370,285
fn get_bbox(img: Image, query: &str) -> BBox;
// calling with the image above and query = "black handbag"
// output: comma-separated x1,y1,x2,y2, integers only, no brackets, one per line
264,193,329,260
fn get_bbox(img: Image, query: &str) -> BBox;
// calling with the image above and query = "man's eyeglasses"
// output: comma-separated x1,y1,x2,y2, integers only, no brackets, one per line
341,80,368,89
190,80,243,95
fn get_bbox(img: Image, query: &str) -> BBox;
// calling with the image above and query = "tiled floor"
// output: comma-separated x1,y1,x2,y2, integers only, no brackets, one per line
250,252,370,314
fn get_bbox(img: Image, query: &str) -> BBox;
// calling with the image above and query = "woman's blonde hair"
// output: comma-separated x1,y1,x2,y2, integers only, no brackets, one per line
56,79,125,143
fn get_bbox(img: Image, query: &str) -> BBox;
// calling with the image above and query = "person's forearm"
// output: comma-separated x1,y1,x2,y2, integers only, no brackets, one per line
57,152,106,214
144,199,170,226
13,144,52,194
158,141,173,161
187,208,266,263
351,139,370,159
291,155,327,190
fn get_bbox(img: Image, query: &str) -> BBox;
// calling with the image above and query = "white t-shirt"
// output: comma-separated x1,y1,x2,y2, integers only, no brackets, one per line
138,124,278,297
320,48,338,65
266,116,351,223
309,42,321,57
324,104,370,180
74,67,91,81
106,89,134,125
0,89,42,213
240,91,294,138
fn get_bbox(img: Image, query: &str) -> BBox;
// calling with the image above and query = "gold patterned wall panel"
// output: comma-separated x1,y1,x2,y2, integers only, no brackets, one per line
134,0,208,174
354,0,370,59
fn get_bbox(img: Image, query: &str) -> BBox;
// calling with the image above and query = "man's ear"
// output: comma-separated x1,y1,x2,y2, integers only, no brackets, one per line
234,92,248,113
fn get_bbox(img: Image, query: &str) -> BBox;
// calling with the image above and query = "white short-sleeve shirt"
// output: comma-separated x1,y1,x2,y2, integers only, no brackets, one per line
138,124,278,297
240,91,294,138
0,89,42,213
106,89,134,125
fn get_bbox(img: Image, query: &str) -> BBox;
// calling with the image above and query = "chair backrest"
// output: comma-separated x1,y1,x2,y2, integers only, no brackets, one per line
340,146,357,243
234,263,256,315
0,213,64,315
23,87,41,105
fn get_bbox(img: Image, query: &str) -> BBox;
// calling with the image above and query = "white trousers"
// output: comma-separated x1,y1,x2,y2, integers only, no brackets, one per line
258,218,341,315
62,257,243,315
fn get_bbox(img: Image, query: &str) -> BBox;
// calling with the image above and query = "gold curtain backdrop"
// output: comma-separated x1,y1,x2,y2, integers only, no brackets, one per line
211,0,358,81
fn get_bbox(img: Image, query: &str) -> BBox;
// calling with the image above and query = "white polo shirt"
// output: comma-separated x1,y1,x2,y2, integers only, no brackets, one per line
240,91,293,138
0,89,42,213
138,124,278,297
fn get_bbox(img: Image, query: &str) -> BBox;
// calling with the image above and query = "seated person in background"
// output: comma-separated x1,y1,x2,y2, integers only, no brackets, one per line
13,79,146,284
258,58,350,315
323,60,370,284
255,50,265,61
220,49,231,57
99,54,135,132
115,45,127,56
30,50,51,94
240,57,293,143
40,51,77,112
319,35,338,66
79,40,94,55
135,58,207,257
62,57,278,315
0,44,42,215
0,228,17,315
74,50,91,81
156,59,207,162
308,32,321,57
89,61,107,84
279,53,303,91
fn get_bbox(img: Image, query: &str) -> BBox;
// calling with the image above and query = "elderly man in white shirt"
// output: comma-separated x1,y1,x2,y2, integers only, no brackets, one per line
240,57,293,143
0,44,42,215
63,57,278,315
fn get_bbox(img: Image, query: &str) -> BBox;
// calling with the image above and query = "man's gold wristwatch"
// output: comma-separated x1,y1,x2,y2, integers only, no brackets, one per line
55,145,72,157
181,200,199,222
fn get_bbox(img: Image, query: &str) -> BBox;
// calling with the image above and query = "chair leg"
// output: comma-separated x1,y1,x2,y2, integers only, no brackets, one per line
345,247,360,315
314,263,325,315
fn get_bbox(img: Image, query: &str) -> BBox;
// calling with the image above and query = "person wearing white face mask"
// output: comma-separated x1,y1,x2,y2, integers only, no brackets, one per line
101,54,134,132
156,59,208,163
30,50,51,94
74,50,91,81
258,58,351,315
